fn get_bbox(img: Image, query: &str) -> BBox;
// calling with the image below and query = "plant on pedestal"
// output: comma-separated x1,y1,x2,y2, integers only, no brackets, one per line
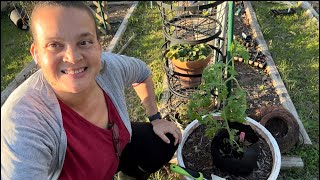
165,43,213,88
174,35,281,180
183,41,271,176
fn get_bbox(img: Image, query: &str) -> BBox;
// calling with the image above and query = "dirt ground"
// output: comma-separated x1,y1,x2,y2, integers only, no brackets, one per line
95,3,132,50
233,1,282,118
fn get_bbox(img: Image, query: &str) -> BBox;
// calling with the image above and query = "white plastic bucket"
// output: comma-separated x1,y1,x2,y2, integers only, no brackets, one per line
177,113,281,180
10,8,28,30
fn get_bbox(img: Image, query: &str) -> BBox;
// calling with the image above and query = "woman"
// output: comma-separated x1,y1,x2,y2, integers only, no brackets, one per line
1,1,181,180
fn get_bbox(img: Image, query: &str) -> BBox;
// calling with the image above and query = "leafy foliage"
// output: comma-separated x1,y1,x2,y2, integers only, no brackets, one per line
187,40,249,150
165,43,211,62
231,39,250,63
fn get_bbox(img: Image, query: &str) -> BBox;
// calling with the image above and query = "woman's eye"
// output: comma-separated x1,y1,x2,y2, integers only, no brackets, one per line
48,43,62,49
79,40,93,46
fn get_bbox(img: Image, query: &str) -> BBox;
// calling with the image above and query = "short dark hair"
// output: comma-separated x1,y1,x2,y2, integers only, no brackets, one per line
30,1,100,43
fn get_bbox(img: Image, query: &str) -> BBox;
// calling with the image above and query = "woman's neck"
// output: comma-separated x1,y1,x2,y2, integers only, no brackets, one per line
55,81,109,128
54,82,103,112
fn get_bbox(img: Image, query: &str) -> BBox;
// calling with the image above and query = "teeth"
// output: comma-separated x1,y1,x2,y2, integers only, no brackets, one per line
63,68,85,74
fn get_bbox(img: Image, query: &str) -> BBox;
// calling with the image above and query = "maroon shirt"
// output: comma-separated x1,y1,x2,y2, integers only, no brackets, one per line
58,92,130,180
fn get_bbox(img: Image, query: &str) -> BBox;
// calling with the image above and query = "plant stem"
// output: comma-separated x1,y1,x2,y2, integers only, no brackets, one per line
222,110,232,139
224,76,242,89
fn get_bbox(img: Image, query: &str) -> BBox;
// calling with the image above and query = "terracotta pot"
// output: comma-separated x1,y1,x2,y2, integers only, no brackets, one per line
170,50,213,88
177,113,281,180
258,105,300,153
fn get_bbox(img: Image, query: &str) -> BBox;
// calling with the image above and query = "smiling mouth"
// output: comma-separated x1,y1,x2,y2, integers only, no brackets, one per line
61,67,88,74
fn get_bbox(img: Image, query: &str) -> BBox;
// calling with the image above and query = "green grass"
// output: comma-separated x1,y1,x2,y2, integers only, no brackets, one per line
114,2,167,123
1,10,33,91
251,1,319,179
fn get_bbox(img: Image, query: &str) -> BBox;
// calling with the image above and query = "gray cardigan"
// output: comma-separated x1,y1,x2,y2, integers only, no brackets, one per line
1,52,151,180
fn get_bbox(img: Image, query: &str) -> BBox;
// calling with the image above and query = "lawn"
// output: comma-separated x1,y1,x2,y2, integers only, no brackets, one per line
1,10,33,91
1,1,318,179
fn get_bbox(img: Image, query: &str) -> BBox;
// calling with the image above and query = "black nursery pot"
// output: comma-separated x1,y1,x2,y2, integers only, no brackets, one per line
211,122,259,176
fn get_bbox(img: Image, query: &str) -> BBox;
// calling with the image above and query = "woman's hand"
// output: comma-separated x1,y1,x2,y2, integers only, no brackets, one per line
150,119,182,146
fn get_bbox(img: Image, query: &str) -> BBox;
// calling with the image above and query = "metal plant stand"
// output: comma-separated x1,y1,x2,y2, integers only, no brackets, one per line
157,1,230,124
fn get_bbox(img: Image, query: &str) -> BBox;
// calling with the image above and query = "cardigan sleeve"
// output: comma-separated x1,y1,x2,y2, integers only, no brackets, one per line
1,73,65,180
1,104,55,180
100,52,151,88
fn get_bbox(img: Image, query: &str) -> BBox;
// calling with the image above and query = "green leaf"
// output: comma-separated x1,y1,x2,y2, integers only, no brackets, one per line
165,43,211,62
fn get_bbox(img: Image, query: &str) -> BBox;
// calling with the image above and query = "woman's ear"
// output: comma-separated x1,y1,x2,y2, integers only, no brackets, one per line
30,43,38,64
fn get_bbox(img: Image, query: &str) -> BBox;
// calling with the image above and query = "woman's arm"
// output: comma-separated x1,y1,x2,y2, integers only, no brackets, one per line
132,76,182,146
132,76,158,117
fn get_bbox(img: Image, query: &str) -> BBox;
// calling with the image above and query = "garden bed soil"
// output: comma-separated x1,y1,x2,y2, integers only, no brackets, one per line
233,1,281,117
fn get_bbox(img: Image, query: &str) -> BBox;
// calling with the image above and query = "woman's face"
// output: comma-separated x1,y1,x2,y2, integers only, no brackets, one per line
30,6,102,94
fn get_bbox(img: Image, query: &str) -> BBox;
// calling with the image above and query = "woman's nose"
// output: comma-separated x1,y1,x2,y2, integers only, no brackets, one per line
63,45,83,63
